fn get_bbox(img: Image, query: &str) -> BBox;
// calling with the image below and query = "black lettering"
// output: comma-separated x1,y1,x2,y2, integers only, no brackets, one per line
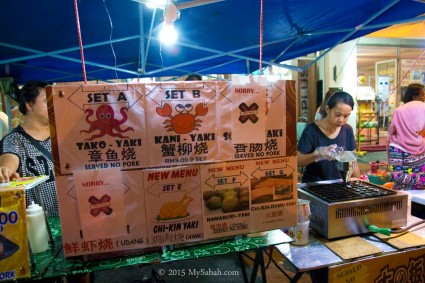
117,92,127,102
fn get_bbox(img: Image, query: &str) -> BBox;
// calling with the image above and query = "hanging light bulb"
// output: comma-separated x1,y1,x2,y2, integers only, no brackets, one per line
145,0,167,9
160,22,177,44
160,1,179,45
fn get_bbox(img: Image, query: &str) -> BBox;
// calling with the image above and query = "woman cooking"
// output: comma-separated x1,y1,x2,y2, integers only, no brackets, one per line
298,91,360,183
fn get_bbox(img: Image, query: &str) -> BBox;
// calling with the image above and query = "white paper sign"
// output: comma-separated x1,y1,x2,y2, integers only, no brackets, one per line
75,168,127,240
231,84,267,144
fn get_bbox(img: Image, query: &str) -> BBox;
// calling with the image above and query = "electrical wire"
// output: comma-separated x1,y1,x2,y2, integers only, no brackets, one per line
103,0,118,81
159,42,165,72
334,39,360,81
391,219,425,234
73,0,87,84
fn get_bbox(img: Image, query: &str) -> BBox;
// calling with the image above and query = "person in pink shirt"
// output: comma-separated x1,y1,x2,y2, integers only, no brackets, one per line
388,83,425,190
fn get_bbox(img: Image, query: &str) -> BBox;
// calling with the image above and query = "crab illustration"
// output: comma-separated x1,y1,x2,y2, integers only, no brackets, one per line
156,102,208,134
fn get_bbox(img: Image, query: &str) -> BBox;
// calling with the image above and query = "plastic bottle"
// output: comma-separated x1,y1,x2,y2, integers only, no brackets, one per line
26,201,49,253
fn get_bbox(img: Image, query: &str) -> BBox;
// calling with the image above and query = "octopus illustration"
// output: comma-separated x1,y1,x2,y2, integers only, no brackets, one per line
80,104,134,141
156,102,208,134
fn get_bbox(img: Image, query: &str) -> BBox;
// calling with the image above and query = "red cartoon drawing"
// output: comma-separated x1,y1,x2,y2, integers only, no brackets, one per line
156,103,208,134
80,104,134,141
88,194,113,216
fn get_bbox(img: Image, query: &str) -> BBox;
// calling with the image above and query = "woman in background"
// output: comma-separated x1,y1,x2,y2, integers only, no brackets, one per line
0,81,59,216
298,91,360,182
388,83,425,190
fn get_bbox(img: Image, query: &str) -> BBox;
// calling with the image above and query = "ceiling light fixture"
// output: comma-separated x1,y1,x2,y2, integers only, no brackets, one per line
144,0,167,9
159,1,179,45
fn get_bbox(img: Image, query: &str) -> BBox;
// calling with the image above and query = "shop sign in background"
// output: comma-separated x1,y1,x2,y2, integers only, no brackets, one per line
145,82,218,167
48,84,147,174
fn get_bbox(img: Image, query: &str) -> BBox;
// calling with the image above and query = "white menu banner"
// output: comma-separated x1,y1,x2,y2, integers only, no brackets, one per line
74,167,127,240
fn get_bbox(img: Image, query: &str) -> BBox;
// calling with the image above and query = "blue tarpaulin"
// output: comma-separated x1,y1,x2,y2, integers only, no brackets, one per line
1,0,425,83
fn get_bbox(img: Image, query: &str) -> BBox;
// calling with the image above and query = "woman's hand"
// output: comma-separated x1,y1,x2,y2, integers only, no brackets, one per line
0,166,20,183
314,144,342,162
0,153,20,183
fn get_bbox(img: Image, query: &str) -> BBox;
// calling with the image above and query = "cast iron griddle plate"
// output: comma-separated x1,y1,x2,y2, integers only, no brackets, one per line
302,180,396,203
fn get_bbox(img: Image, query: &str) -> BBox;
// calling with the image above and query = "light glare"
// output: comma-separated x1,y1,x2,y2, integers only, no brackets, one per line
146,0,167,9
160,22,177,45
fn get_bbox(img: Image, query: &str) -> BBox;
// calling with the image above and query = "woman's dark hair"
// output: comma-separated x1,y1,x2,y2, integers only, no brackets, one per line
185,74,202,81
18,81,47,115
323,91,354,118
403,83,424,104
318,90,334,118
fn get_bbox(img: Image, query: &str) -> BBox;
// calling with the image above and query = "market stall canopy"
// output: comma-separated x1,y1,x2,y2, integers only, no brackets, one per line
1,0,425,84
367,20,425,38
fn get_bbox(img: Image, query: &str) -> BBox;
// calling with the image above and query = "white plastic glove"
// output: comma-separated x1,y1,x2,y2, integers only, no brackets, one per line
314,144,343,162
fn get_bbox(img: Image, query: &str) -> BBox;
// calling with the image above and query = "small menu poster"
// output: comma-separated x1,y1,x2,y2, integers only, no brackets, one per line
57,170,148,257
143,165,204,246
217,80,288,161
200,160,251,239
74,168,127,240
249,156,297,232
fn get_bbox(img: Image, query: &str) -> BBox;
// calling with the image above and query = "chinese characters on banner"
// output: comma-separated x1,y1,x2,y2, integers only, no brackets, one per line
49,80,297,257
218,80,287,161
56,171,148,256
145,82,217,166
143,165,203,246
49,84,147,174
200,160,251,239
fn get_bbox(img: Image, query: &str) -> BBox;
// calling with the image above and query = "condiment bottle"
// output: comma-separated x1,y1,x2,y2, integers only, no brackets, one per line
26,201,49,253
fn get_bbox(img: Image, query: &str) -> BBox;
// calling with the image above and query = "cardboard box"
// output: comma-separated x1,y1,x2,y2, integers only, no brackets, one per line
0,187,29,280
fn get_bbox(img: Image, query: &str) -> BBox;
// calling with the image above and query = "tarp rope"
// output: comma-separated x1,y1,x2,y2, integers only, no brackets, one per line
259,0,264,76
74,0,87,84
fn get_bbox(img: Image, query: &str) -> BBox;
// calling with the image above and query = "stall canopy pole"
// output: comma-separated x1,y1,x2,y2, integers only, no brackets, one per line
74,0,87,84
